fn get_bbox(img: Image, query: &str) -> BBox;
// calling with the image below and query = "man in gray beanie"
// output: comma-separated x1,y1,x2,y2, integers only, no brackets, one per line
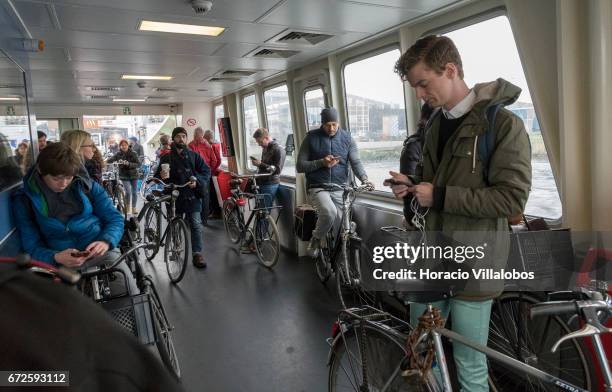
296,107,373,258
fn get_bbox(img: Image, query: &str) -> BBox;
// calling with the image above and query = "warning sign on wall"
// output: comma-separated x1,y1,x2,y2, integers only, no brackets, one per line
186,118,197,127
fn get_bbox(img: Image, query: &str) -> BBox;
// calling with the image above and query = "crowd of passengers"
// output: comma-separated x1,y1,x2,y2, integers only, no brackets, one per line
8,35,532,392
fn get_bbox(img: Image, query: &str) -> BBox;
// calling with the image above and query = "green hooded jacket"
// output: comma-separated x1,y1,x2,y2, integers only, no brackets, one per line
415,78,532,300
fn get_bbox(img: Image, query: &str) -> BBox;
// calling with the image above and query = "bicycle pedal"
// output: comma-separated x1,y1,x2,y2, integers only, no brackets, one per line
401,369,422,378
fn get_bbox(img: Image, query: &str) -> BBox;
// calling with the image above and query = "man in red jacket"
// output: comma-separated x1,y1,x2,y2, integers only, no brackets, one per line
203,129,223,219
189,127,217,224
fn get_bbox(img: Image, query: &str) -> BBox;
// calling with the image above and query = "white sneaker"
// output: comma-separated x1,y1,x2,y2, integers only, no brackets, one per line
306,237,320,258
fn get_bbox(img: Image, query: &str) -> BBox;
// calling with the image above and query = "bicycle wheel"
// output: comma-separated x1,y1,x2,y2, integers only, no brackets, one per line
329,323,436,391
488,292,594,392
336,240,379,309
149,285,181,379
253,214,280,268
143,204,161,261
164,218,190,284
223,199,242,244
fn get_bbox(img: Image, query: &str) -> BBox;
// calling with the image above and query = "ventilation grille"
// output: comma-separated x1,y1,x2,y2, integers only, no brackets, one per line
87,86,122,92
146,96,167,100
277,31,333,45
86,95,114,100
207,76,241,82
220,69,257,77
245,47,300,59
152,87,178,92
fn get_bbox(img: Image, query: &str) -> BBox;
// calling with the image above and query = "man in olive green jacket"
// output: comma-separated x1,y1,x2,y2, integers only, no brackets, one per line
388,35,531,391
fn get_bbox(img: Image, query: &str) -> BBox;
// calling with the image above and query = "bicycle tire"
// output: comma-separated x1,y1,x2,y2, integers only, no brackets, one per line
335,240,379,309
149,286,181,379
488,292,594,392
254,214,280,268
164,218,190,284
143,204,161,261
329,323,437,392
223,199,242,244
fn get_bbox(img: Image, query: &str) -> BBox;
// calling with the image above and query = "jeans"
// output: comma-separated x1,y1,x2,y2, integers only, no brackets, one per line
121,179,138,209
80,248,139,296
184,212,204,254
258,183,279,209
410,299,493,392
308,188,344,241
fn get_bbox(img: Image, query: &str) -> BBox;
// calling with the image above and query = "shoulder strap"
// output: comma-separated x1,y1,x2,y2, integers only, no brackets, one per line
478,103,503,185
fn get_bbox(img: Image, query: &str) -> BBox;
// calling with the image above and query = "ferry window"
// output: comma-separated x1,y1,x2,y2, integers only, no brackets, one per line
242,93,259,170
443,15,562,219
343,47,407,193
36,120,59,142
0,53,30,191
264,84,294,178
213,103,228,169
304,87,325,130
83,115,180,161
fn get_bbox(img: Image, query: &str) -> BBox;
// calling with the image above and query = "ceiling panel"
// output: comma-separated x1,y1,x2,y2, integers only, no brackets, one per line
260,0,423,33
30,28,225,55
12,1,56,29
21,0,284,23
340,0,459,11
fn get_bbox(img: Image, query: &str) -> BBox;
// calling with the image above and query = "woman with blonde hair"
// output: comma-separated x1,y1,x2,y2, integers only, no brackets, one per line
60,129,103,184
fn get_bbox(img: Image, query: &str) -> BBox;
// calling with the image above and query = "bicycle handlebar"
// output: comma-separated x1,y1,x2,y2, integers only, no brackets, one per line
530,299,611,319
229,171,273,179
315,182,375,193
146,176,197,189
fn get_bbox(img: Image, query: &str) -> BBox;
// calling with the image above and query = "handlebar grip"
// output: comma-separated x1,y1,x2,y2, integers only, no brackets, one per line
530,301,578,319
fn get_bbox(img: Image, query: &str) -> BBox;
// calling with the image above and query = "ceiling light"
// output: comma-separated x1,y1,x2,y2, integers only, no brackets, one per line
113,98,146,102
0,97,20,101
121,75,173,81
139,20,225,37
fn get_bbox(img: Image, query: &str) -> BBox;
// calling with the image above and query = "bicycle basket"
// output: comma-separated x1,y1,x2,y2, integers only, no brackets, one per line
101,293,156,345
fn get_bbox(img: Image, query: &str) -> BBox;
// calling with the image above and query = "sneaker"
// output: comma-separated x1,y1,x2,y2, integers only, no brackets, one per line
306,237,320,258
192,253,207,269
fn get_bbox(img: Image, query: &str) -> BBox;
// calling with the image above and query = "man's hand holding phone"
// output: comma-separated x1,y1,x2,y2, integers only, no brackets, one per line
384,171,416,199
250,156,262,166
86,241,110,258
323,155,340,168
54,248,90,268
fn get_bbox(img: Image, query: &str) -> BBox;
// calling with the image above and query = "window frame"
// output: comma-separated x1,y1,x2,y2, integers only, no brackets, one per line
240,91,260,173
303,84,327,131
423,9,562,224
261,82,296,181
340,43,408,199
212,101,228,170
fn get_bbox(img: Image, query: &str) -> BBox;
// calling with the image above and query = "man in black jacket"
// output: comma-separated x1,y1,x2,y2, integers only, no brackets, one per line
250,128,286,209
156,127,210,269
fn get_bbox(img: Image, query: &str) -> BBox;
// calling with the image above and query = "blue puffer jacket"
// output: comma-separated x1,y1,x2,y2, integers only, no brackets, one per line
12,168,124,266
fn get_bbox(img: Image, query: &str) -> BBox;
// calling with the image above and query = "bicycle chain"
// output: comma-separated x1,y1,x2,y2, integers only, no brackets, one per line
359,322,369,390
402,307,445,380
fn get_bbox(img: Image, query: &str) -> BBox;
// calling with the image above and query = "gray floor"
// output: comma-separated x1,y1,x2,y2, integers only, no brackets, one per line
143,218,341,392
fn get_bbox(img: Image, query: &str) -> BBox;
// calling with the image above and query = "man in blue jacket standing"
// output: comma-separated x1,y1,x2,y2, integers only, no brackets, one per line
12,142,134,292
296,107,373,257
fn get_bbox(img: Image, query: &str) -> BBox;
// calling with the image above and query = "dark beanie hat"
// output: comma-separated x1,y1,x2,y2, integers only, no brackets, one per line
172,127,188,139
321,107,339,124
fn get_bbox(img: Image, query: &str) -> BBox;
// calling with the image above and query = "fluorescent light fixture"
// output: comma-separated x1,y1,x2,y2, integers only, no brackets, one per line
113,98,146,102
139,20,225,37
0,97,20,101
121,75,173,81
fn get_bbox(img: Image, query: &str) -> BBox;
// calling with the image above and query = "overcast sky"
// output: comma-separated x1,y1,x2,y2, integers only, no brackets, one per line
344,15,533,106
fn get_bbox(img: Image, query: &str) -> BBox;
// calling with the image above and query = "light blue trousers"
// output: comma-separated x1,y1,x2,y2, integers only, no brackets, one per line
411,299,493,392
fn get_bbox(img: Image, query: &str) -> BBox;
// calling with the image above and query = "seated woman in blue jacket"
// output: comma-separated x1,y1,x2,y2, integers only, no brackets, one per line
12,142,135,293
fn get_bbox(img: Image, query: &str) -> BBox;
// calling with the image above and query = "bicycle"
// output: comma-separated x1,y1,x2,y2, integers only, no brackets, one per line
222,172,281,268
311,182,377,310
78,243,181,379
134,177,194,283
102,162,127,218
327,281,611,392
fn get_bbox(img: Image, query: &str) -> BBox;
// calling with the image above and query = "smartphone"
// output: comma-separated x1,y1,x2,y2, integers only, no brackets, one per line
71,251,91,258
249,156,258,161
383,178,413,186
332,156,341,160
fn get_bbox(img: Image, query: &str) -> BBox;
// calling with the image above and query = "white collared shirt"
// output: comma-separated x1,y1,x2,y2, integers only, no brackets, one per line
442,89,476,119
